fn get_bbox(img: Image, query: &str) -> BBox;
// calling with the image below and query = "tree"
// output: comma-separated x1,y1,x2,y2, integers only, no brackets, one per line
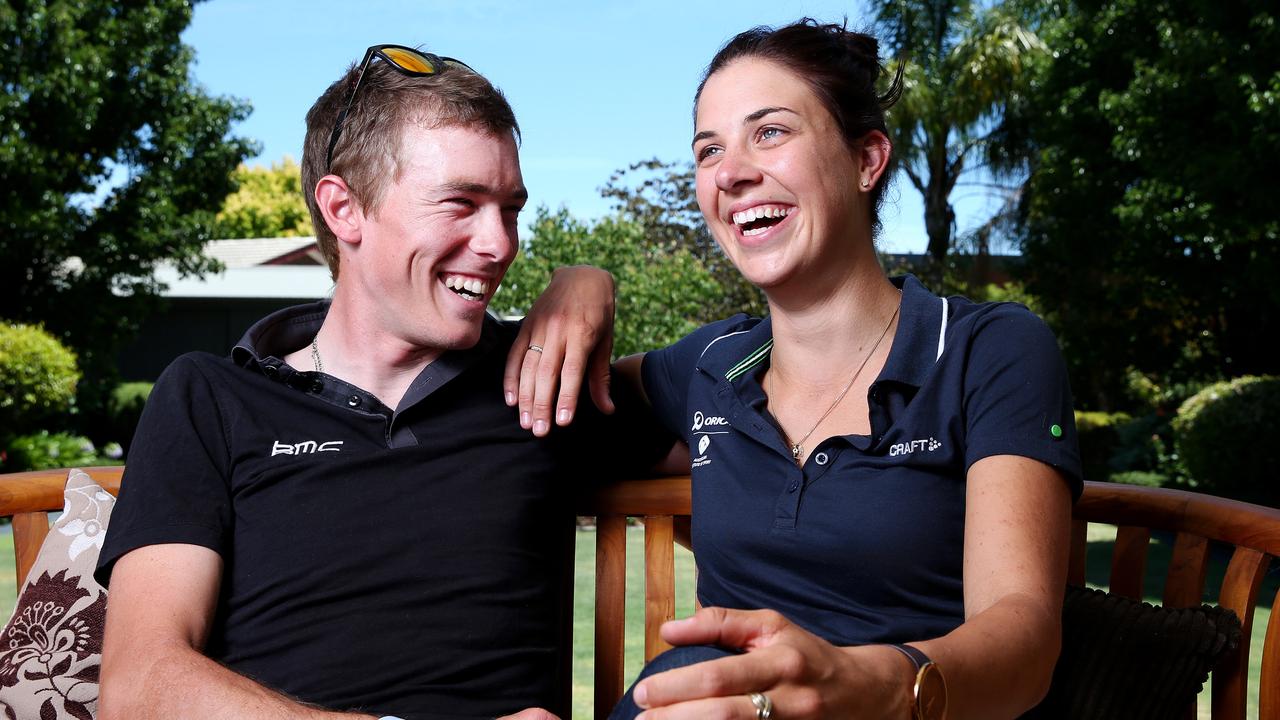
875,0,1048,285
494,207,722,358
1003,0,1279,407
601,159,766,319
213,157,313,239
0,0,256,416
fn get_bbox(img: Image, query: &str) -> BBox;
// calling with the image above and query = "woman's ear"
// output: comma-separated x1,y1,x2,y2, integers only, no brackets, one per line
858,130,892,191
314,175,362,246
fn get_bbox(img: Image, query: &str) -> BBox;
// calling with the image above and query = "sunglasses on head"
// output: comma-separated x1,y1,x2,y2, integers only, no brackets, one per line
325,44,474,171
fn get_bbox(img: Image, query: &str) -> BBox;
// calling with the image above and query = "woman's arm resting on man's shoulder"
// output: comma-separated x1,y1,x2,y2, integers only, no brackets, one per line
629,454,1071,720
503,266,617,435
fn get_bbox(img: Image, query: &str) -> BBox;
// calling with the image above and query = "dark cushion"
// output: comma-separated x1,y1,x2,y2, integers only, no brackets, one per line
1026,585,1242,719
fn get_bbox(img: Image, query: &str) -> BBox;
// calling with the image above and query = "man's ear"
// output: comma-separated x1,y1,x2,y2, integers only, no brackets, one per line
315,175,362,246
858,130,893,191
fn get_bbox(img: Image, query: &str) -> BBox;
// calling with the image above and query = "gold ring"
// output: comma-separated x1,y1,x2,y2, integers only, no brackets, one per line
749,692,773,720
528,344,544,353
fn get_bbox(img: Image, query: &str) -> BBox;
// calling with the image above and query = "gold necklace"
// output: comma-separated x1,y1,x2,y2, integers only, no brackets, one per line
768,305,899,464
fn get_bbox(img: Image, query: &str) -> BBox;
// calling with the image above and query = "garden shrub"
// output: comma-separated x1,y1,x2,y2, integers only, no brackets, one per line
2,431,116,472
1172,376,1280,505
0,322,80,433
108,381,154,454
1109,471,1167,488
1107,413,1169,477
1074,411,1131,481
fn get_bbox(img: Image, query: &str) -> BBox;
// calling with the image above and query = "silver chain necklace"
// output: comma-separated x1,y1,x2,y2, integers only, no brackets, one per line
310,336,323,374
768,305,899,464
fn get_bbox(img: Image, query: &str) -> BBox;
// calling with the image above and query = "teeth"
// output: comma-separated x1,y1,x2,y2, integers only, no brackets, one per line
443,274,489,297
732,205,793,227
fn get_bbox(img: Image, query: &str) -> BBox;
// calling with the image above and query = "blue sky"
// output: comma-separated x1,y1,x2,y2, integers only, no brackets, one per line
182,0,1005,254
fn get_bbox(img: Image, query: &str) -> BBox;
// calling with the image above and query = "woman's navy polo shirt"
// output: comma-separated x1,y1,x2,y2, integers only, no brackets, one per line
641,275,1082,646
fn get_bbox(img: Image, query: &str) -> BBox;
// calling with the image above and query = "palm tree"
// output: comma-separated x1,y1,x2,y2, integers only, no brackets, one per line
875,0,1046,287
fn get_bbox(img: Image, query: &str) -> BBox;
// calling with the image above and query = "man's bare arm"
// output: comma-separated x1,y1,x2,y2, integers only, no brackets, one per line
98,544,373,720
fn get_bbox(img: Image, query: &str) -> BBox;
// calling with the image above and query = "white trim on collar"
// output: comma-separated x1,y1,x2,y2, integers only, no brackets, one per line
936,297,949,361
700,329,752,362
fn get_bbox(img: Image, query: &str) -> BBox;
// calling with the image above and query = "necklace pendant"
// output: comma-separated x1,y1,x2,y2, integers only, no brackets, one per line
791,443,802,461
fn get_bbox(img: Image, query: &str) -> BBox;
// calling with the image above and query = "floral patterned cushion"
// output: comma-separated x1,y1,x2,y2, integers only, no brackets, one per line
0,469,113,720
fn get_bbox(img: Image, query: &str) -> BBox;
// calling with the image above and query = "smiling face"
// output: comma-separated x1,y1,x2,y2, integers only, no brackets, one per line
343,122,526,352
693,57,869,293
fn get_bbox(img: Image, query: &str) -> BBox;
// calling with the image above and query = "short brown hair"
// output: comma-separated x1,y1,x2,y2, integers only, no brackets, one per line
301,52,520,279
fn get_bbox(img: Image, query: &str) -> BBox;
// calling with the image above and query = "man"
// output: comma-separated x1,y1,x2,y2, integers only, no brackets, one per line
96,45,664,720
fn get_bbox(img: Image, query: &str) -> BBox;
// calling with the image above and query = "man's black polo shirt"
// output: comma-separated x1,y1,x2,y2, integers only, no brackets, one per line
641,275,1082,646
97,302,669,720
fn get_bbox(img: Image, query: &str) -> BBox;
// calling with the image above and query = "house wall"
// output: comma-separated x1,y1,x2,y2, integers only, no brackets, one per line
117,297,318,381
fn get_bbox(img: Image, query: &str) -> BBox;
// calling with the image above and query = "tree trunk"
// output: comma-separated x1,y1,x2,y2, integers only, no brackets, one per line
922,176,953,290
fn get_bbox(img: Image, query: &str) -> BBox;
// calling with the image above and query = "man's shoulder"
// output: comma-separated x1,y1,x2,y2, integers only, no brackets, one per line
146,351,260,405
156,351,239,382
485,313,523,348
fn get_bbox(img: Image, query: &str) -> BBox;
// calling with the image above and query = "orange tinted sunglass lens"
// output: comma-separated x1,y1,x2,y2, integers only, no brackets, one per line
380,47,435,74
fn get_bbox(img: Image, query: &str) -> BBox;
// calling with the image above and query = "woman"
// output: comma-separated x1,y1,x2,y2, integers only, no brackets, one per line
514,18,1080,720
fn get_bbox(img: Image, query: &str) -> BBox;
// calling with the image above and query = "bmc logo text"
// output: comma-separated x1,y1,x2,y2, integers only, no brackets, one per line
691,411,729,432
272,440,344,456
888,437,943,456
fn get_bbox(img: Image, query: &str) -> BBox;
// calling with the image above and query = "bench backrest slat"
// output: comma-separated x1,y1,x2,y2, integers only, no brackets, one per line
1262,585,1280,717
11,511,51,590
1164,531,1211,607
593,513,628,714
643,516,675,660
1215,546,1270,719
1109,524,1152,598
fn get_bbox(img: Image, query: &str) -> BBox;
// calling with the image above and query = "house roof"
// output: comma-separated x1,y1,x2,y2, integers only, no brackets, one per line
204,237,323,268
154,264,334,299
126,237,332,300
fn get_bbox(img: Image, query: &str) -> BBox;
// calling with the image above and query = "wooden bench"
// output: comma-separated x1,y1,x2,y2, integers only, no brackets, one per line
3,468,1279,719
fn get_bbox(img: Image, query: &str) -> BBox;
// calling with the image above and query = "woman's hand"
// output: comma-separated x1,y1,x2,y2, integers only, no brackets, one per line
503,265,617,436
632,608,912,720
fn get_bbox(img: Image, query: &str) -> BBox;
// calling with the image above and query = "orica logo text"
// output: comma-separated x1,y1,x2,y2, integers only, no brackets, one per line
692,411,729,432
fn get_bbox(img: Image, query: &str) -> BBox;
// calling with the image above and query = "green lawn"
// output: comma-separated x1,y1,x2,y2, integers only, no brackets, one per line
2,525,1270,719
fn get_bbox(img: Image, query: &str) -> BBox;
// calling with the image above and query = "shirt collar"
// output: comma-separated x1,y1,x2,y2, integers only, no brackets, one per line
694,274,945,390
232,301,328,368
877,274,947,389
231,301,504,412
694,315,775,382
